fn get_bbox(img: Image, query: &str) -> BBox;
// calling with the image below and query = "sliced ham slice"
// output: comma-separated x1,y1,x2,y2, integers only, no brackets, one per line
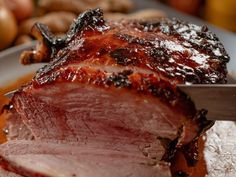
13,79,185,151
0,140,171,177
0,168,23,177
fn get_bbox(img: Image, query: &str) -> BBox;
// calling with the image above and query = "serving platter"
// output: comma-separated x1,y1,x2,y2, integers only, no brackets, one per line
0,0,236,176
0,42,43,87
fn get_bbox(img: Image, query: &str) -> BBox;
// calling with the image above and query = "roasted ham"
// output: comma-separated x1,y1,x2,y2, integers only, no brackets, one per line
1,9,229,177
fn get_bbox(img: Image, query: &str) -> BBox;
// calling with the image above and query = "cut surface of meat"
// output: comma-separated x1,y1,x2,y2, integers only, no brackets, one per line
4,108,33,141
0,140,171,177
15,8,228,147
2,8,229,177
0,167,23,177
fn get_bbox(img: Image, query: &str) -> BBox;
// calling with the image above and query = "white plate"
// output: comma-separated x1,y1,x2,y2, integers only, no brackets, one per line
0,43,43,87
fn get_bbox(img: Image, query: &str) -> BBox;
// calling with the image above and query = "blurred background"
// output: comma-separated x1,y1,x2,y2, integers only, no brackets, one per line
158,0,236,32
0,0,236,51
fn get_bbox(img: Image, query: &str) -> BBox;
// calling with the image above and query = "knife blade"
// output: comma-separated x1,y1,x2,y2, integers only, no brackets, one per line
4,90,16,99
178,84,236,121
4,84,236,121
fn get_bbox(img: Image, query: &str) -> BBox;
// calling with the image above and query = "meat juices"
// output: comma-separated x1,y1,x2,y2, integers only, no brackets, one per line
0,9,229,177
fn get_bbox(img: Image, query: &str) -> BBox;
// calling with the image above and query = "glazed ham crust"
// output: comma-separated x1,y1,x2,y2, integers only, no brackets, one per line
2,8,229,177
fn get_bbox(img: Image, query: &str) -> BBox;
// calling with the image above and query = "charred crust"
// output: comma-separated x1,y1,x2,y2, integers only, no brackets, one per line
65,8,106,42
37,8,105,54
32,23,55,47
159,109,212,166
181,140,199,167
173,171,190,177
20,9,108,65
106,70,133,88
135,18,230,63
161,138,178,162
115,29,227,84
176,110,214,167
115,33,148,46
146,81,177,104
20,23,60,64
137,21,162,32
149,48,170,62
194,110,215,138
110,48,139,66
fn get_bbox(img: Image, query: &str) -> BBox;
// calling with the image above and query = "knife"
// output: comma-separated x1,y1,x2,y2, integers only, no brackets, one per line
178,84,236,121
4,84,236,121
